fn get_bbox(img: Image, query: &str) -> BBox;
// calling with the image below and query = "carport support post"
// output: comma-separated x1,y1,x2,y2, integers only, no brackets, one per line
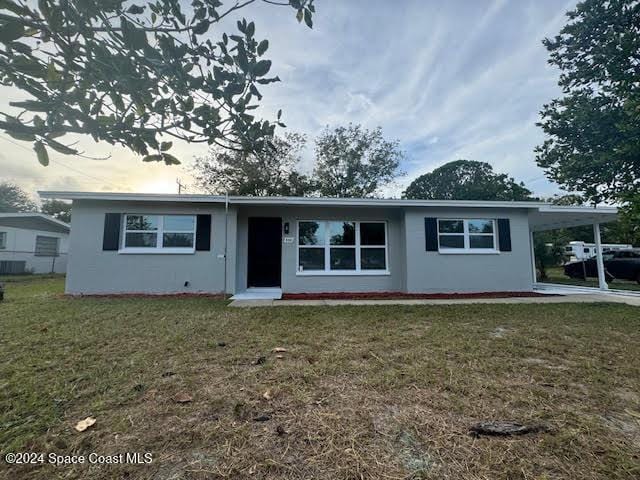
593,223,609,291
529,230,537,284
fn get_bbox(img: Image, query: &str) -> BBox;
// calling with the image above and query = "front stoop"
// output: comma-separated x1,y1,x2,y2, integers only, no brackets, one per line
230,288,282,301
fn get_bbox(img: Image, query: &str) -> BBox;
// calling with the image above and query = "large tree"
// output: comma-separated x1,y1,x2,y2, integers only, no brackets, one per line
0,182,37,212
536,0,640,204
313,124,404,198
403,160,532,201
41,199,72,223
0,0,314,165
192,132,313,196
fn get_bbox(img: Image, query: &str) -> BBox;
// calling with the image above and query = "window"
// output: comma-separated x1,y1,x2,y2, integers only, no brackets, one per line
297,220,388,274
0,232,6,249
35,236,59,256
122,214,196,252
437,219,497,253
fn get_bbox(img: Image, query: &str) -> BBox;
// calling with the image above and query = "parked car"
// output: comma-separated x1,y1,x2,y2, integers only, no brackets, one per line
564,249,640,283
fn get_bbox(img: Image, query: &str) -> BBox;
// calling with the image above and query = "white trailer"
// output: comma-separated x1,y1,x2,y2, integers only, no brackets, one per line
564,241,632,261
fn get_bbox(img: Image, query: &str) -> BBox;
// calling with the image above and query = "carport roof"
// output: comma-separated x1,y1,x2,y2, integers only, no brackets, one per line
528,205,618,232
38,191,618,229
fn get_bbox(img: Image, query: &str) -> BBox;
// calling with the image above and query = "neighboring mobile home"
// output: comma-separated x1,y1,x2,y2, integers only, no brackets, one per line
39,192,617,296
0,213,70,274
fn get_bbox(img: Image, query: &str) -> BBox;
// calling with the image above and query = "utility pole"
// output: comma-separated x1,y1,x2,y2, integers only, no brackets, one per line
176,178,185,194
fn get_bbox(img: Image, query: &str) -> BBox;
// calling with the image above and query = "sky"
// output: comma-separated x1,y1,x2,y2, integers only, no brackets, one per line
0,0,580,202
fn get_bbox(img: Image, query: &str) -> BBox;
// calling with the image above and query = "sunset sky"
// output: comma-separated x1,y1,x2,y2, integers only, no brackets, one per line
0,0,579,202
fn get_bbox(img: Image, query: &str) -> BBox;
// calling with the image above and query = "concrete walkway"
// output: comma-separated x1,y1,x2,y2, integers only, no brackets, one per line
229,293,640,308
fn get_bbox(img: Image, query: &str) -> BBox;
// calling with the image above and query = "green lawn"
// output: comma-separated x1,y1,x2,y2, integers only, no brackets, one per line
542,266,640,291
1,276,639,480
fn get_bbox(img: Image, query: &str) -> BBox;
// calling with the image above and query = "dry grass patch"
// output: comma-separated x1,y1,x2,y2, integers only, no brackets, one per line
1,276,639,479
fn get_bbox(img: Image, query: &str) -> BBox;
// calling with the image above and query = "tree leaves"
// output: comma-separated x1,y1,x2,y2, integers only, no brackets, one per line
252,60,271,77
192,132,312,196
402,160,533,201
313,125,404,198
0,17,24,42
0,0,316,164
536,0,640,204
33,141,49,166
192,21,209,35
143,152,180,165
257,39,269,56
303,9,313,28
126,4,145,15
120,16,148,51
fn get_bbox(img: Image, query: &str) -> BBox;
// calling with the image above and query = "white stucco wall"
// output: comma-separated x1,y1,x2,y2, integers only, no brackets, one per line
0,225,69,274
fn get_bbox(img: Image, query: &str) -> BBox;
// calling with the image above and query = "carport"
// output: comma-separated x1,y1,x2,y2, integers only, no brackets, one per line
528,204,619,291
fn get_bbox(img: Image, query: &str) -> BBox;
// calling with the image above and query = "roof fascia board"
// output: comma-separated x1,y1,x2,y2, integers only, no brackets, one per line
38,191,617,214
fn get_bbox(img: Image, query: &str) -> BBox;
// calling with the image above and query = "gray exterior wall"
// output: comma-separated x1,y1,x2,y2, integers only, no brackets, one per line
66,200,235,295
235,206,405,294
403,207,534,293
65,200,535,295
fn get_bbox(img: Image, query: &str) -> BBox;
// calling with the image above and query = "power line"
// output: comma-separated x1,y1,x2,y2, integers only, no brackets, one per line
0,134,113,186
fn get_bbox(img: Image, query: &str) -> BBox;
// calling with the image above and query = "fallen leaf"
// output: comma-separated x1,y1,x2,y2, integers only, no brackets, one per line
469,421,547,437
74,417,96,432
262,390,272,400
172,392,193,403
272,347,288,353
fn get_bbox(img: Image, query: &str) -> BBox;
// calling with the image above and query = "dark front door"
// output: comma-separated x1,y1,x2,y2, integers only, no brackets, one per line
247,217,282,287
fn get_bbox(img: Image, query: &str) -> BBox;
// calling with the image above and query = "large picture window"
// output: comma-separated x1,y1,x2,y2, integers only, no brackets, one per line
0,232,6,249
298,220,388,274
438,219,496,253
122,214,196,252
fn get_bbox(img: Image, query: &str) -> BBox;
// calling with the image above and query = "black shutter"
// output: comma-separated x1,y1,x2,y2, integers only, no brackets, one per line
497,218,512,252
102,213,121,251
196,214,212,251
425,217,438,251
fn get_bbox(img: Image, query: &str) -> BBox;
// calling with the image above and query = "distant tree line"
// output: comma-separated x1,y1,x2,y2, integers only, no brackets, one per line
0,182,71,223
192,123,405,198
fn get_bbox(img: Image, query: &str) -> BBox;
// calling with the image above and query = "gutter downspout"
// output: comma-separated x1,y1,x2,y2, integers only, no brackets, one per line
529,229,537,286
223,190,229,299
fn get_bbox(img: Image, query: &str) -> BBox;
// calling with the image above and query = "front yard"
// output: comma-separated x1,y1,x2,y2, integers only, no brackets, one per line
542,266,640,291
1,276,639,479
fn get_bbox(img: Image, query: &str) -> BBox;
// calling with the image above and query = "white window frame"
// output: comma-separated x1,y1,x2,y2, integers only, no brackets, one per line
119,214,197,254
296,220,389,276
0,231,6,249
437,218,499,254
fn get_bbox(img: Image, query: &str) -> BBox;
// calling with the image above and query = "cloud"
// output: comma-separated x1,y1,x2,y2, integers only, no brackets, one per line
0,0,578,199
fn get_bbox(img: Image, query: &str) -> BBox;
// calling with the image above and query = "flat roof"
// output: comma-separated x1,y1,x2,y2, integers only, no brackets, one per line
37,190,615,210
38,191,618,230
0,212,70,233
